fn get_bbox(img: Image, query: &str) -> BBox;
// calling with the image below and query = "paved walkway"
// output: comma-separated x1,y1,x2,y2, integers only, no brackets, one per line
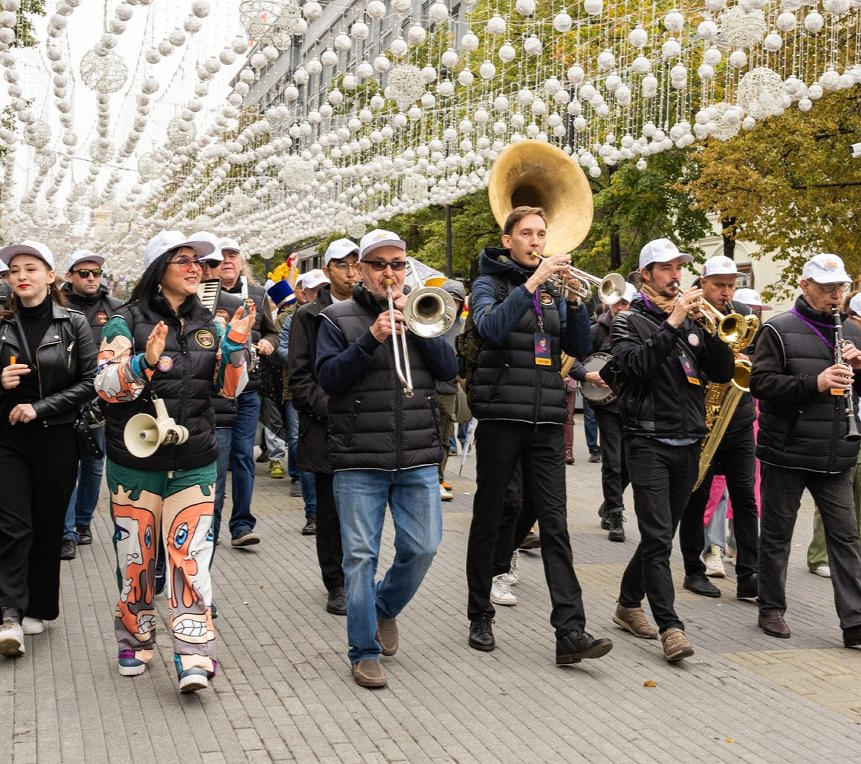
4,436,861,763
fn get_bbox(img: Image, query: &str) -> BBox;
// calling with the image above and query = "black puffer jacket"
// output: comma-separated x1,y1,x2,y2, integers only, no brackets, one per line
0,302,97,425
611,295,734,439
289,287,334,473
751,296,861,473
101,295,225,471
60,282,122,344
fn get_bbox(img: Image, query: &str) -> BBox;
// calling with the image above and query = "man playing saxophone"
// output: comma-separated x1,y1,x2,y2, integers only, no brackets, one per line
678,256,760,601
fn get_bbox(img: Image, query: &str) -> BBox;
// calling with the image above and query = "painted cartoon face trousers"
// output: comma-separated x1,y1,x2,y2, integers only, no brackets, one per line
106,459,218,676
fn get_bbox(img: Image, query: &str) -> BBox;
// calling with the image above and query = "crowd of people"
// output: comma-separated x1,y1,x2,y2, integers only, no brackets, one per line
1,209,860,694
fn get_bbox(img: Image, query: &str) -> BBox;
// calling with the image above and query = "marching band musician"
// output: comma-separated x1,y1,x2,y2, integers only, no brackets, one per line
678,256,760,601
569,282,637,543
750,254,861,646
465,205,614,666
610,239,733,662
315,229,457,689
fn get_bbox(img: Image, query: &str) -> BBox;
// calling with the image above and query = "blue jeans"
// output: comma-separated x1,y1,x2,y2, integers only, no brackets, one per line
63,425,106,542
300,471,317,518
583,399,599,452
283,401,300,480
214,392,259,539
334,465,442,663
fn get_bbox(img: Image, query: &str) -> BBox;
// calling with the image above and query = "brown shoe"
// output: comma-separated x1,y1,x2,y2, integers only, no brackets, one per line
758,610,791,639
661,627,694,662
613,604,658,639
376,617,398,656
351,659,387,688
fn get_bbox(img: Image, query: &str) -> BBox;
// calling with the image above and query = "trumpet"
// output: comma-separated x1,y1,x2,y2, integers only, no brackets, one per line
383,279,458,398
531,253,627,305
689,296,756,346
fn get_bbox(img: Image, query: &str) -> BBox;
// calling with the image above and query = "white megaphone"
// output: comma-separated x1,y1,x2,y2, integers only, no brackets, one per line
123,398,189,459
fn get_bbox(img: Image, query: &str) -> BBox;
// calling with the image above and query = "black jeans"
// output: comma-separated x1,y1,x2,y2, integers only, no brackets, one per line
593,406,628,513
679,426,758,585
314,473,345,593
619,437,700,634
489,463,539,574
759,464,861,629
467,420,586,637
0,419,79,620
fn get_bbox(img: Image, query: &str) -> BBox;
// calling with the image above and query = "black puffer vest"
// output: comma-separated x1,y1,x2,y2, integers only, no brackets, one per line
104,295,221,471
60,282,122,344
469,249,567,425
755,297,861,473
323,287,442,471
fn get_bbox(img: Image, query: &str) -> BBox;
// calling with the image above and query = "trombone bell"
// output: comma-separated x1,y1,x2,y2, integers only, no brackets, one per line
404,287,458,338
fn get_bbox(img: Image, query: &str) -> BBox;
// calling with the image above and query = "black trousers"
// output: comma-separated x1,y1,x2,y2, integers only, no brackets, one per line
593,406,629,513
490,464,539,573
0,419,79,620
759,464,861,629
679,427,758,585
467,420,586,637
619,437,699,633
314,473,345,593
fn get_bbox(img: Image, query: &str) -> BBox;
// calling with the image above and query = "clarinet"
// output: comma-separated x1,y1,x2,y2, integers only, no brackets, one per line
832,307,861,442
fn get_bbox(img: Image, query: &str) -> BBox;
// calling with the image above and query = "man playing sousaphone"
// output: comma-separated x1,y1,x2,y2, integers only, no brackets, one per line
610,238,734,662
465,204,614,666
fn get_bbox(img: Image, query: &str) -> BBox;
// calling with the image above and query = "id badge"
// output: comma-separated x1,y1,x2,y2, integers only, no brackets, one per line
680,355,701,385
534,332,552,366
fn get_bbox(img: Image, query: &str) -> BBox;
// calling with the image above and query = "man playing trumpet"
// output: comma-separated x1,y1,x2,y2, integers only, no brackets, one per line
465,205,614,666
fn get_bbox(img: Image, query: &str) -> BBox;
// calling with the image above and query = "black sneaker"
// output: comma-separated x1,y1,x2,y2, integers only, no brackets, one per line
468,617,495,651
154,555,167,595
598,502,610,530
556,630,613,664
326,587,347,615
588,450,601,463
607,512,625,542
301,518,317,536
255,449,269,464
60,538,77,560
76,525,93,545
231,529,261,547
519,533,541,551
737,573,758,601
683,573,721,598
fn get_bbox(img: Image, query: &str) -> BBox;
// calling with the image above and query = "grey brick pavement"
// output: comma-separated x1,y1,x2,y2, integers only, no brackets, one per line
4,435,861,763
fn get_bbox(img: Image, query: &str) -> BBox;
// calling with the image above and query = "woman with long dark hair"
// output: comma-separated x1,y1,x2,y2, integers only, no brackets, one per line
95,231,253,693
0,241,97,657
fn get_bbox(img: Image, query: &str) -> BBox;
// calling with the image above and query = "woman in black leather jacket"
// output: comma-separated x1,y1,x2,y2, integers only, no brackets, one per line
0,241,97,658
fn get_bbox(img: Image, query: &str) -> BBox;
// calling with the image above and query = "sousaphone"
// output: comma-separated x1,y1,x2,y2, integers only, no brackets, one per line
488,141,595,376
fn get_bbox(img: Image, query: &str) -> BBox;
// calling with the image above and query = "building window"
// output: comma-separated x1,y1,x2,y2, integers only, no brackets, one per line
736,264,752,289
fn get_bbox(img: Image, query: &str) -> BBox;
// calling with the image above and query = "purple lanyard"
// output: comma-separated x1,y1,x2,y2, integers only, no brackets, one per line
790,307,834,352
532,289,545,332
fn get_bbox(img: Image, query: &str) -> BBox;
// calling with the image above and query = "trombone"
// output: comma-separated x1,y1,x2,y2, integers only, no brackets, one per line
531,253,627,305
383,278,458,398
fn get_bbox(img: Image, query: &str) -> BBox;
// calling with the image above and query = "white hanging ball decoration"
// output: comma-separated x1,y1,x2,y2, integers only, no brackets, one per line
515,0,536,16
303,1,323,20
306,58,322,76
523,35,542,56
169,27,186,47
804,12,824,32
583,0,603,16
351,21,369,40
544,77,561,95
615,85,632,106
510,113,525,129
373,55,391,73
664,11,684,31
776,12,797,31
158,39,174,56
263,45,279,62
145,48,161,64
231,35,249,54
407,25,427,45
729,50,748,68
605,74,622,92
342,74,358,90
553,89,570,105
293,67,309,85
704,47,722,66
629,26,648,48
367,0,386,19
597,50,615,70
437,79,454,97
421,92,436,108
191,1,210,18
568,65,585,84
742,116,756,130
474,108,489,124
553,12,573,32
358,61,374,79
498,43,516,63
390,38,408,58
823,0,851,13
819,68,842,91
321,49,338,67
334,34,351,52
798,97,813,111
698,64,715,80
441,49,459,68
494,95,510,112
219,48,236,65
697,20,718,40
486,14,506,35
461,31,479,52
642,76,658,97
391,0,411,12
662,39,681,59
458,69,474,86
764,32,783,52
632,55,651,74
370,94,385,110
479,60,496,79
579,83,595,100
250,52,267,69
420,65,437,83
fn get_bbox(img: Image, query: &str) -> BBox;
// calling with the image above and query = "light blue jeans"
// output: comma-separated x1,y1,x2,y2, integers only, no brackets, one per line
334,465,442,664
64,424,106,542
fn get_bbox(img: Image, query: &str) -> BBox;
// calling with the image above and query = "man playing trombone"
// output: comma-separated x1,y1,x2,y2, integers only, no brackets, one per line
465,205,614,666
315,229,457,689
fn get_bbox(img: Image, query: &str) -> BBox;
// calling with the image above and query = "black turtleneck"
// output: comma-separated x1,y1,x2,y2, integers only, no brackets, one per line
13,292,53,402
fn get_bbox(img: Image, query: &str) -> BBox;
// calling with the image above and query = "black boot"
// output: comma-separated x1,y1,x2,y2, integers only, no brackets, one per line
468,617,495,651
606,510,625,542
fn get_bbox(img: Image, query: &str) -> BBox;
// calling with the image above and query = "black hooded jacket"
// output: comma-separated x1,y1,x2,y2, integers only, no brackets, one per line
60,282,122,344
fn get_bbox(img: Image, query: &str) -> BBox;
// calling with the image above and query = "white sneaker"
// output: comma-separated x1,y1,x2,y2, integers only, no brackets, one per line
702,545,726,577
439,484,453,502
21,617,44,635
724,546,737,565
811,565,832,578
490,575,517,606
0,617,25,657
499,550,520,586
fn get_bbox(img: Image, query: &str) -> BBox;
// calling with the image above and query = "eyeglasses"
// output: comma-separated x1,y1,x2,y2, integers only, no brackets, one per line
168,257,203,272
73,269,103,279
330,261,360,272
811,281,849,293
363,259,407,272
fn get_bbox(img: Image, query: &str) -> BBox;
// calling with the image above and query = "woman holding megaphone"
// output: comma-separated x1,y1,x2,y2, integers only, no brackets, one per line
94,231,253,693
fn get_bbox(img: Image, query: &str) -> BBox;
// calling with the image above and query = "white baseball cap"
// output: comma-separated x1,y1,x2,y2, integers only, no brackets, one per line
143,230,215,270
0,240,55,270
67,249,106,272
800,253,852,285
324,238,359,265
735,288,773,311
220,237,241,253
849,293,861,316
639,238,693,269
702,255,739,278
189,231,223,262
359,229,407,260
0,259,7,273
299,268,330,289
620,282,638,303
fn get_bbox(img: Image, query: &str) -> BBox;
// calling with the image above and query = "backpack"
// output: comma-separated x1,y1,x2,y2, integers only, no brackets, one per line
456,279,510,392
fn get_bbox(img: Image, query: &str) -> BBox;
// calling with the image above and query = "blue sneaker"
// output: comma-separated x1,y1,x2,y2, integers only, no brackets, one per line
175,656,216,693
210,601,218,619
118,649,147,677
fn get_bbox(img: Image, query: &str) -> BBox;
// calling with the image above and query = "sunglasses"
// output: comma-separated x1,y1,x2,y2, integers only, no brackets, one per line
73,268,103,278
363,259,407,272
199,259,222,268
168,257,204,272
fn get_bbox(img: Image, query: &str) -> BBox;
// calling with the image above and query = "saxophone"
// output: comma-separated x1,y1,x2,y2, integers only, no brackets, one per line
692,309,760,491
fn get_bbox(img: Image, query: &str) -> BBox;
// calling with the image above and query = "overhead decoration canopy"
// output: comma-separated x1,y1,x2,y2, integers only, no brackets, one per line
0,0,858,276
